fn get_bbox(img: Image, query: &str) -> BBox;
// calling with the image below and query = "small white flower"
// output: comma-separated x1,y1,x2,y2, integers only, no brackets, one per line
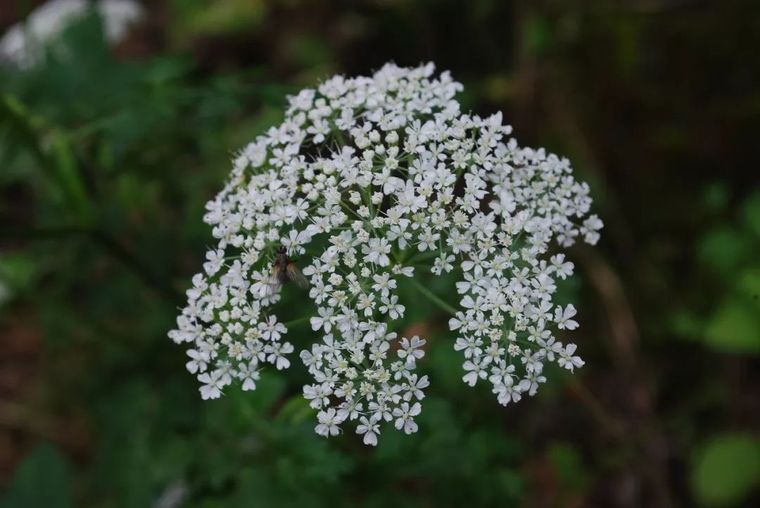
198,370,226,400
558,343,585,372
356,415,381,446
397,336,426,367
265,341,293,370
463,359,487,386
493,382,523,406
237,362,260,391
203,249,224,276
315,408,344,437
555,304,579,330
393,402,421,435
185,349,208,374
363,237,392,267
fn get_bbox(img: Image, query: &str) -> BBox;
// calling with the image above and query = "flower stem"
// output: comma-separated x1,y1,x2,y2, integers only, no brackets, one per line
284,315,312,328
409,278,458,316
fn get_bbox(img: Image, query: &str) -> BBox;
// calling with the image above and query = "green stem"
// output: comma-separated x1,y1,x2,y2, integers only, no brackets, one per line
1,94,94,224
409,277,458,316
284,315,312,328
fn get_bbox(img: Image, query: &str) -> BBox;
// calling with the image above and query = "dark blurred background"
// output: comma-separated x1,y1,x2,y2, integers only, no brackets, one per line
0,1,758,507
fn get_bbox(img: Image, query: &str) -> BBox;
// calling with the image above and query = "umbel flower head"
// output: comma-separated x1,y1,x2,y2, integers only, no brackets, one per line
169,63,602,445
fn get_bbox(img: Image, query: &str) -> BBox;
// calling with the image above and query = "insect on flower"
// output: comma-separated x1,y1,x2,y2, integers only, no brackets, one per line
267,246,309,296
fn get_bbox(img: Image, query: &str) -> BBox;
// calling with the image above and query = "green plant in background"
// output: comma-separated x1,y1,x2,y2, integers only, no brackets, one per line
690,433,760,507
671,189,760,354
1,1,758,506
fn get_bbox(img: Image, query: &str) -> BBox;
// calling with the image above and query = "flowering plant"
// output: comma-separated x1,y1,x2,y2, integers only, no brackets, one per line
0,0,143,68
169,63,602,445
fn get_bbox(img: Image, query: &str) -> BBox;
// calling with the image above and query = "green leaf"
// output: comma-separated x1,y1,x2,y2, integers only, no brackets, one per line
742,191,760,237
691,433,760,506
704,298,760,354
0,94,93,224
737,268,760,304
1,443,73,508
698,227,750,274
175,0,267,39
0,253,38,292
546,442,591,492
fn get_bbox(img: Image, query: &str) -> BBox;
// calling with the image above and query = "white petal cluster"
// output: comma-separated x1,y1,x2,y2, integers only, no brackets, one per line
0,0,143,68
169,63,602,444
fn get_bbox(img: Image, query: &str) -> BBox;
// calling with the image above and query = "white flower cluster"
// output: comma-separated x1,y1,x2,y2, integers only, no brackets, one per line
0,0,143,68
169,63,602,445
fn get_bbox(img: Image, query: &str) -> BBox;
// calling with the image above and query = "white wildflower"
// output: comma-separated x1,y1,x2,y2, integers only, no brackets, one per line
356,415,381,446
315,408,344,437
169,63,602,445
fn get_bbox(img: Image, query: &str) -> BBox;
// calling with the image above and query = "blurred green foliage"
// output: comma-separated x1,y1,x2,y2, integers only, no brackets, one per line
672,188,760,353
690,433,760,507
0,1,758,507
2,443,73,508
